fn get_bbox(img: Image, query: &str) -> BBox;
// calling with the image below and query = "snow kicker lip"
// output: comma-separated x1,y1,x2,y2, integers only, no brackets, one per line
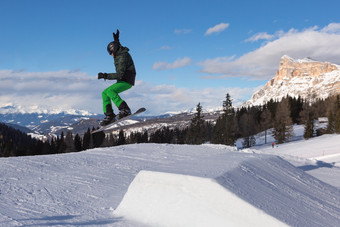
113,170,288,227
114,154,340,227
216,155,340,227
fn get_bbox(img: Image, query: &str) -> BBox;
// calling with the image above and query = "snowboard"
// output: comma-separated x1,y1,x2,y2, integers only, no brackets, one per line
91,107,146,134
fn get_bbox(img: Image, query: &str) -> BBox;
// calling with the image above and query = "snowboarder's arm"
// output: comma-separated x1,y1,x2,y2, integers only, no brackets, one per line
106,54,128,80
105,73,120,80
97,72,120,80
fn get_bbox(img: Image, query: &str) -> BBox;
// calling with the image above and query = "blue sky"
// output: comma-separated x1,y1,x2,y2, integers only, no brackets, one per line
1,0,340,115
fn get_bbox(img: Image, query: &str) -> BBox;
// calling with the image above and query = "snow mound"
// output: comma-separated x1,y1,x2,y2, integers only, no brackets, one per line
216,155,340,227
114,153,340,227
114,170,287,227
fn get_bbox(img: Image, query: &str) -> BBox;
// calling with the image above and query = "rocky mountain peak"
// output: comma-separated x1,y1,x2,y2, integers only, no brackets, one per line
273,55,337,83
245,55,340,106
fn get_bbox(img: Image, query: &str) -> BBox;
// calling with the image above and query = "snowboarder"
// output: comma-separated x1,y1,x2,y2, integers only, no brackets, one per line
98,30,136,126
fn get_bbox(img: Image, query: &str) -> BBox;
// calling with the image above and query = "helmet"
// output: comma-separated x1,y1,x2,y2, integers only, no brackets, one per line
107,41,120,56
107,41,115,55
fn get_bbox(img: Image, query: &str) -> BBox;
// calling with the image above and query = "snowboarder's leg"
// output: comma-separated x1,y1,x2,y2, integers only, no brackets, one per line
117,101,131,119
102,91,112,114
102,81,131,109
101,81,132,120
100,104,116,126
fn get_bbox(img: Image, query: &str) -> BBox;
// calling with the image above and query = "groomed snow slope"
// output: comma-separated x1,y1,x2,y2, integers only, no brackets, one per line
0,143,339,226
114,171,288,227
113,153,340,227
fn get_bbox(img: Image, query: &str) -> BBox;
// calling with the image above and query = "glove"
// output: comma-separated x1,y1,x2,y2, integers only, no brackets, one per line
98,72,108,80
113,29,120,42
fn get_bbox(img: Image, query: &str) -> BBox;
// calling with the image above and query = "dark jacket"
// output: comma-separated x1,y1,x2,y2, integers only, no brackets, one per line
107,46,136,86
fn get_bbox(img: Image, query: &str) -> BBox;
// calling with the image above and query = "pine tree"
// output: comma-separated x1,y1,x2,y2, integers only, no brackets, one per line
301,103,315,139
186,103,206,144
64,131,75,153
223,93,237,145
242,135,256,148
304,117,314,139
326,98,335,133
109,133,116,146
93,130,105,148
289,96,303,124
82,128,93,150
272,98,294,144
117,130,126,145
50,138,57,154
163,127,173,143
211,93,237,145
57,131,66,153
239,113,256,148
141,131,149,143
266,98,278,120
260,108,272,144
335,108,340,133
211,115,226,144
74,133,83,151
149,127,174,143
83,128,90,150
173,127,187,144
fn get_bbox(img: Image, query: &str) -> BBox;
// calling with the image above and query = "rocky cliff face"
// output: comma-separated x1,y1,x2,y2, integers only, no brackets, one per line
245,55,340,106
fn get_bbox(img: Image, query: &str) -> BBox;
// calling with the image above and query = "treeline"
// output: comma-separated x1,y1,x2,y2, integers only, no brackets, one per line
2,93,340,157
112,93,340,148
0,123,52,157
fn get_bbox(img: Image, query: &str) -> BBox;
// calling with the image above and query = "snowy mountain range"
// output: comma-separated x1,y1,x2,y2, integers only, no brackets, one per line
0,111,96,135
0,104,98,134
0,103,221,137
245,55,340,106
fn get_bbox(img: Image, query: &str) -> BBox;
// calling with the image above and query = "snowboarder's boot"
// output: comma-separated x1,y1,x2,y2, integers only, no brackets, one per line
117,101,131,120
100,104,116,126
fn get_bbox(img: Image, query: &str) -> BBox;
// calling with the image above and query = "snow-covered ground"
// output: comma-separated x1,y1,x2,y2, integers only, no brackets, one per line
238,124,340,189
0,125,340,226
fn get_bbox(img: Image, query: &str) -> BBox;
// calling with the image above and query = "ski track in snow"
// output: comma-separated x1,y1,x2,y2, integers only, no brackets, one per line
0,136,339,226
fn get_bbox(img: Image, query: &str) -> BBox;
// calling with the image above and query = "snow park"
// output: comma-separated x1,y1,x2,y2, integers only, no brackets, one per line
0,123,340,226
2,1,340,226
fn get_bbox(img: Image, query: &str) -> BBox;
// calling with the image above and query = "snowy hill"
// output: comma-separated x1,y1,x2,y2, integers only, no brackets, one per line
1,131,340,226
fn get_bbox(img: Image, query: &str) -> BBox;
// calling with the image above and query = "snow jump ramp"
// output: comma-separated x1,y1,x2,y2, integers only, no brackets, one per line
113,170,288,227
113,154,340,227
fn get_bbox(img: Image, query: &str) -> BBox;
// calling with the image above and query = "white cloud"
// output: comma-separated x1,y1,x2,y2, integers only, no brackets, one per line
152,57,192,71
200,23,340,80
127,81,253,114
0,70,103,114
174,29,192,35
321,23,340,34
246,32,275,42
159,45,172,51
0,70,254,115
205,23,229,36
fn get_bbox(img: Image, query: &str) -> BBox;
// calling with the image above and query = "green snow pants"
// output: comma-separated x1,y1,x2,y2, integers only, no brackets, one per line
102,81,132,113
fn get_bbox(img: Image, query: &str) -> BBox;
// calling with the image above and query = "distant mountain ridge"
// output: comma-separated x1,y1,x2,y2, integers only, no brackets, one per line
0,104,94,115
245,55,340,106
0,108,222,138
0,112,97,135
